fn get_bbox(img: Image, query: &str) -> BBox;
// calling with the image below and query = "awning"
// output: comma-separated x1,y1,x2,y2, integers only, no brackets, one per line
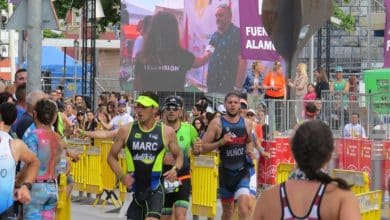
0,58,11,81
122,25,140,40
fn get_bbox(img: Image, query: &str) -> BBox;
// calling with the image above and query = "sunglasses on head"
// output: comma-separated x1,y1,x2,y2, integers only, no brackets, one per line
240,103,248,110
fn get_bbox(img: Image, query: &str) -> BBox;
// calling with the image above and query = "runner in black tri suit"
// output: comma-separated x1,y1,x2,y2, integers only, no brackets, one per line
196,92,255,220
107,92,183,220
160,96,202,220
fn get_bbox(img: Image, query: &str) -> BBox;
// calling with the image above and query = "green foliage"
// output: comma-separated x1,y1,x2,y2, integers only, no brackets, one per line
0,0,6,10
333,1,356,32
43,30,64,38
53,0,120,33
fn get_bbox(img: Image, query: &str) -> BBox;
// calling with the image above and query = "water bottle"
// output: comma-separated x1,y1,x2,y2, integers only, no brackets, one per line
57,150,67,174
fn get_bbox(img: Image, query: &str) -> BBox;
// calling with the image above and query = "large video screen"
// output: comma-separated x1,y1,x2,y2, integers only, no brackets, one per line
120,0,281,93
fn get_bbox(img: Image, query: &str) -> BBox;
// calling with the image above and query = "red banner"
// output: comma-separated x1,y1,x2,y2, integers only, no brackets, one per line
384,141,390,190
258,138,294,185
343,138,360,171
359,139,373,178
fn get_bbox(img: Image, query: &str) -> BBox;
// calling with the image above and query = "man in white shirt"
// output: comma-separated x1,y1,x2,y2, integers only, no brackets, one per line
343,113,367,138
109,100,134,130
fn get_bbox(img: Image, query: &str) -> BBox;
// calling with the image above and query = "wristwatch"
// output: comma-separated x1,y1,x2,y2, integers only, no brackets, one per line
21,182,32,190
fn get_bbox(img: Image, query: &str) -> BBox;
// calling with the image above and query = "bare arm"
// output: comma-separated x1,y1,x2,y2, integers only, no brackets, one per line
163,125,183,181
107,125,130,178
245,118,255,158
192,51,212,68
234,55,247,88
344,81,350,92
84,128,119,139
201,118,223,153
165,125,183,170
13,139,40,185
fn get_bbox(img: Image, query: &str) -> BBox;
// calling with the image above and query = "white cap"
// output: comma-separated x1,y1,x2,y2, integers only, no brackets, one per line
247,109,256,115
217,104,226,114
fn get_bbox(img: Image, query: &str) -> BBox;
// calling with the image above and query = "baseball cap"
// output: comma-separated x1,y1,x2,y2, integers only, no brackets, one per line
164,96,183,108
135,95,159,108
335,66,343,72
217,104,226,114
118,100,127,106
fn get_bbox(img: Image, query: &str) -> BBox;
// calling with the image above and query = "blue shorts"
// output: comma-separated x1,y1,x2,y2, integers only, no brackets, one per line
249,167,257,196
219,175,250,202
23,182,58,220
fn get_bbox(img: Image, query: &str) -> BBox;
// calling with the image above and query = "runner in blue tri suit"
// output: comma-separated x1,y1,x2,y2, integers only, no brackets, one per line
196,92,255,220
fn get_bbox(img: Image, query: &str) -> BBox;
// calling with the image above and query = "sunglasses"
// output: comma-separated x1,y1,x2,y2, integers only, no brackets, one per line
165,106,180,111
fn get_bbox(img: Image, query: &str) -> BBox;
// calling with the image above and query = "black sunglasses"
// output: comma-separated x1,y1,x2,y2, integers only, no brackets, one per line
165,106,180,111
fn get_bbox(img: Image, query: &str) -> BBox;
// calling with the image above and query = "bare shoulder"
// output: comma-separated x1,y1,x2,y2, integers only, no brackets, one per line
163,123,175,136
117,123,132,139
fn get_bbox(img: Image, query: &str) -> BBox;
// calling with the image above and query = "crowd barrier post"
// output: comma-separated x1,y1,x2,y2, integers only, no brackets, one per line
276,163,295,184
371,140,384,191
190,151,219,219
333,169,370,194
92,138,121,208
357,190,382,220
56,173,71,220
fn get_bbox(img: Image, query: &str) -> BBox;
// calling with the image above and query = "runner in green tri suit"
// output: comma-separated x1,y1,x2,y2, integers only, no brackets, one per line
161,96,202,220
107,92,183,220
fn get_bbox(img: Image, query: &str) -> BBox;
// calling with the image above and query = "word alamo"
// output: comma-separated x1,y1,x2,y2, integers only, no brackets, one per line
246,39,276,50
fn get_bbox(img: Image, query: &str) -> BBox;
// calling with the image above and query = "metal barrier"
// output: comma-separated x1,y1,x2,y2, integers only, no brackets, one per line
190,151,219,219
56,173,71,220
333,169,370,195
276,163,295,184
67,138,122,208
357,190,382,220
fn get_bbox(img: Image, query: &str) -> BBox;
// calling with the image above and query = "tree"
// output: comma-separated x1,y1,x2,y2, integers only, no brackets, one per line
53,0,121,33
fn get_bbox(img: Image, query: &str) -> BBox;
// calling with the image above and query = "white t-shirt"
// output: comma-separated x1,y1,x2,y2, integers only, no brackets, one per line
343,123,367,138
110,113,134,130
132,36,144,59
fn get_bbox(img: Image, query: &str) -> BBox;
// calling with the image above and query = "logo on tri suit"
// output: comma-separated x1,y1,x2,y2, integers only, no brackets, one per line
132,140,160,165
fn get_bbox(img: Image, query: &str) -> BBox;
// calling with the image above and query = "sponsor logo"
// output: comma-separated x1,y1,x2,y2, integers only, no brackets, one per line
135,133,142,139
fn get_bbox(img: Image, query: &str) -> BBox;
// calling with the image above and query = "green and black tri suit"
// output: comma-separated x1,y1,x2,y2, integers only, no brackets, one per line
162,122,198,215
124,121,167,220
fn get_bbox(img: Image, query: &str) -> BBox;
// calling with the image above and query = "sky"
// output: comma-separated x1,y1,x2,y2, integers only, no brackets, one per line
122,0,183,11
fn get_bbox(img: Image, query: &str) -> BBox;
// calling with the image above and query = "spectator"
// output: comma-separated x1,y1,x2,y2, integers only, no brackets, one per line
348,75,358,101
96,108,111,130
192,117,206,138
243,61,265,109
343,113,366,138
263,61,286,99
314,67,329,99
288,63,308,122
0,92,14,104
64,103,77,125
253,120,361,220
191,104,205,120
14,69,27,88
14,83,27,123
205,4,247,93
106,101,117,121
108,100,134,130
302,83,317,117
75,111,86,130
330,66,349,92
97,94,108,108
13,90,48,139
85,110,98,132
